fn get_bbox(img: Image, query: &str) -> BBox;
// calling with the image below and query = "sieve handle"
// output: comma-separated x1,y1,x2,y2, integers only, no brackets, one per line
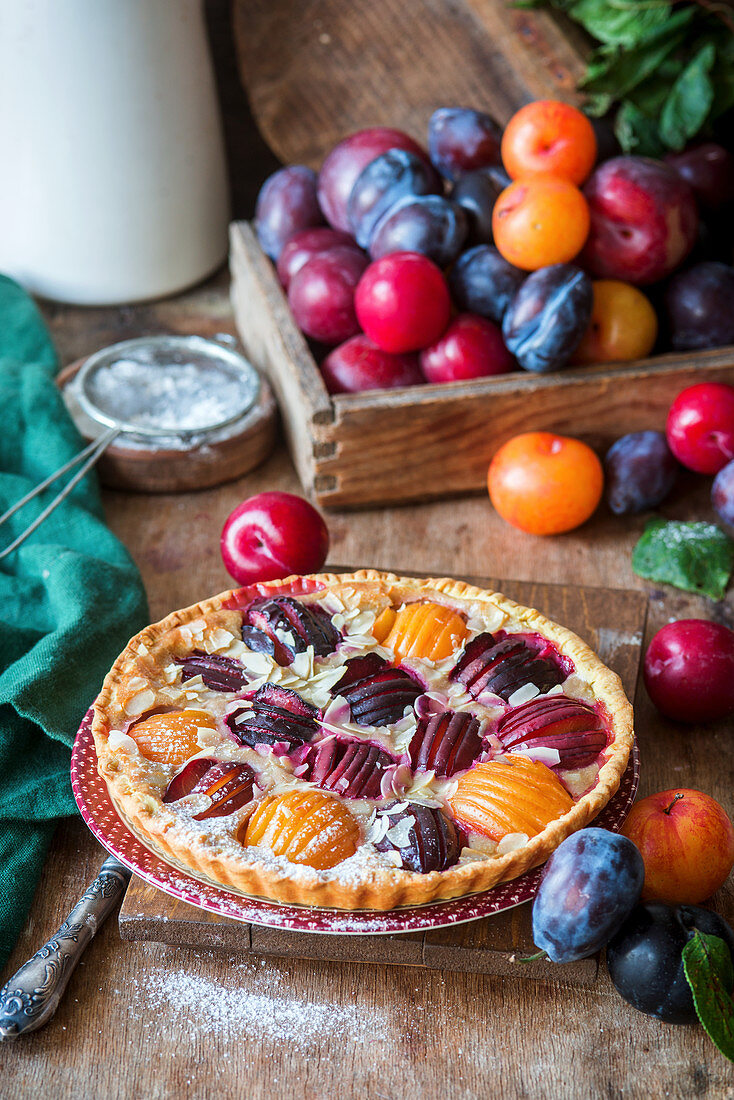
0,426,120,560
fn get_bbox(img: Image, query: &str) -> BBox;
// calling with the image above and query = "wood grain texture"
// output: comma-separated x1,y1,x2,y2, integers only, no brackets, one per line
229,223,331,493
118,574,645,993
231,221,734,509
233,0,586,166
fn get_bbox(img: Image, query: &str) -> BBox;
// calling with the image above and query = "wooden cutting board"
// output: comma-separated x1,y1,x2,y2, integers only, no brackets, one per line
118,574,647,986
232,0,588,167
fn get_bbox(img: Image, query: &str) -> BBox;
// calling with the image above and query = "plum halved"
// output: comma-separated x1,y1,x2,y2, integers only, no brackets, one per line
227,682,319,750
242,596,341,665
374,802,461,873
292,735,397,799
450,631,565,701
331,653,423,726
496,695,607,769
174,651,248,692
408,709,483,777
163,758,257,819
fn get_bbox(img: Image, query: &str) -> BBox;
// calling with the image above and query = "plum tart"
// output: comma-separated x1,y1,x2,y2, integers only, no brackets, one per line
91,570,634,909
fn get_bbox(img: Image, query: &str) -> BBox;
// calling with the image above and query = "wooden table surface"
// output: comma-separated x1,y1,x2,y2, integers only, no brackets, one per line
3,7,734,1096
0,270,731,1100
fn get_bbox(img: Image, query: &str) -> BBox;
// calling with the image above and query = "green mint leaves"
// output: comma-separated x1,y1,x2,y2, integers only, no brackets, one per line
660,42,717,150
515,1,734,155
683,931,734,1062
632,520,734,600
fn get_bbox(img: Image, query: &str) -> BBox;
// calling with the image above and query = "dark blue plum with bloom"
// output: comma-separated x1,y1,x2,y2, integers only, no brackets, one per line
369,195,468,267
607,902,734,1023
532,828,645,963
347,150,441,249
502,264,593,373
605,430,678,515
449,245,525,324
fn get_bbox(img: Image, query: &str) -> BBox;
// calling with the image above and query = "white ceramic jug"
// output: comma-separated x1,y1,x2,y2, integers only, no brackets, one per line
0,0,230,304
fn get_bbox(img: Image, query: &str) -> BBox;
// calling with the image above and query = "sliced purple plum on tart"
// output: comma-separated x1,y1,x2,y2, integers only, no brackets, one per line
331,654,423,726
334,651,387,688
450,631,565,701
291,735,397,799
496,695,608,769
174,651,248,692
163,758,257,819
227,683,319,750
408,708,483,777
373,802,461,873
162,756,215,802
242,596,341,665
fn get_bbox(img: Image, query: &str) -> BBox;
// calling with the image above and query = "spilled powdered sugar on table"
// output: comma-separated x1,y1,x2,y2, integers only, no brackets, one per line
120,954,429,1055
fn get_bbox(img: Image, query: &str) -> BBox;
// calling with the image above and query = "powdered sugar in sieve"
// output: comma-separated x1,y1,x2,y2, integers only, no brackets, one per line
74,335,260,443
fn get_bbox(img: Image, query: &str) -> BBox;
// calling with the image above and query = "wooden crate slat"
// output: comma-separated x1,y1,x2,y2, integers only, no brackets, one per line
316,353,734,506
230,223,334,491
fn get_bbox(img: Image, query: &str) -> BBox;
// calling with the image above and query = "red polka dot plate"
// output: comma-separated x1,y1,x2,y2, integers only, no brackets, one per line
71,707,639,935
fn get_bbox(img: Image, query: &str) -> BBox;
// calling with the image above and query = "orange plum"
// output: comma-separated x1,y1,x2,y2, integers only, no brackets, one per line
572,280,658,364
129,709,216,766
487,431,603,535
492,175,590,270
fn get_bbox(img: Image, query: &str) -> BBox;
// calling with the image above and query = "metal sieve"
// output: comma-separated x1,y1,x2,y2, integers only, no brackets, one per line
0,335,261,560
75,334,260,441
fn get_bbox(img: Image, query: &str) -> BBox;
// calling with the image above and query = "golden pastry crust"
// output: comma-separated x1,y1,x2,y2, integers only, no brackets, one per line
92,569,634,909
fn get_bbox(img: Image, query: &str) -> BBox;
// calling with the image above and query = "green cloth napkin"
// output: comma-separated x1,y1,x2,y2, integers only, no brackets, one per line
0,276,148,973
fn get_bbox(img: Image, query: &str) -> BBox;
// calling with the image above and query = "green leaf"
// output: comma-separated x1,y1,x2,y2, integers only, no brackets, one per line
584,92,614,118
631,519,734,600
605,4,696,47
581,53,616,86
614,101,665,156
683,931,734,1063
516,0,731,150
628,66,680,116
580,15,693,99
568,0,672,47
660,42,716,150
512,0,577,11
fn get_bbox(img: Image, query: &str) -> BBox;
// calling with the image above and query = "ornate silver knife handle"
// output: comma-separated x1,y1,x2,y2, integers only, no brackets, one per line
0,855,131,1040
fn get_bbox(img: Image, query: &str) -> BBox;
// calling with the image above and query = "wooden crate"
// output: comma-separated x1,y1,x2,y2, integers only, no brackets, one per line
229,0,734,510
230,221,734,510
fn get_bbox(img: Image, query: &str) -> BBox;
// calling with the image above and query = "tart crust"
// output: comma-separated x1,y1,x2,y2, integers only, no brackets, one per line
91,570,634,910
